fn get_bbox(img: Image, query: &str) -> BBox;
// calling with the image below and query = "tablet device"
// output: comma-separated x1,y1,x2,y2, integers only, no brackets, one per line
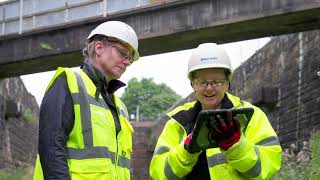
188,108,254,152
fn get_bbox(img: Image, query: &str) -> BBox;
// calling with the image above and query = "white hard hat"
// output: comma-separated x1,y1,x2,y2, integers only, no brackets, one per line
87,21,140,61
187,43,232,79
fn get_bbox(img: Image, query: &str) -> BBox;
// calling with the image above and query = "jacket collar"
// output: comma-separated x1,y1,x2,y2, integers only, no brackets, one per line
81,63,125,94
170,93,235,133
221,93,234,109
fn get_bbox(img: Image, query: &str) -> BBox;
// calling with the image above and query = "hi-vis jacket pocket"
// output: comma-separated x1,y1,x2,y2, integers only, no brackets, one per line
69,158,115,179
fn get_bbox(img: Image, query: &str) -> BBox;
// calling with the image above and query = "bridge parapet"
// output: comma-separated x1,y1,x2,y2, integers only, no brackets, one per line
0,0,180,37
1,0,320,78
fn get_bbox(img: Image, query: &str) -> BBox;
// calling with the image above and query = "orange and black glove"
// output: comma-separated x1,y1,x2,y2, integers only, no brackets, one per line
207,112,241,150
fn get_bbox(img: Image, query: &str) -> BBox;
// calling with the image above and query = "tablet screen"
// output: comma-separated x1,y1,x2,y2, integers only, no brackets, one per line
188,108,254,152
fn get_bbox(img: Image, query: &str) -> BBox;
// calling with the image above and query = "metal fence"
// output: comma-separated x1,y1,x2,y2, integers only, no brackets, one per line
0,0,177,36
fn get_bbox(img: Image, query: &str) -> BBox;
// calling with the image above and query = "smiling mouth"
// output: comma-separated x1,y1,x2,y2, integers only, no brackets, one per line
204,94,215,98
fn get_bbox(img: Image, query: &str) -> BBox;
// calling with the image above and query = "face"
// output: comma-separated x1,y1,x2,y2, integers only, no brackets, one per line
192,68,229,110
94,38,133,81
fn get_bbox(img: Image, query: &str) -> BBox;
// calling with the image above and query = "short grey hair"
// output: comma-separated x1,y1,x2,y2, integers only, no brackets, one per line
82,35,110,65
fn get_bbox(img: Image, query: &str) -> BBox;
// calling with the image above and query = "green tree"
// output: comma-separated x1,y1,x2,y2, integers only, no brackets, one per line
121,78,182,120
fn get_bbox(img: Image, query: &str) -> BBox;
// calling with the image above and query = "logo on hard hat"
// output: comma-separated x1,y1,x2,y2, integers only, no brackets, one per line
200,57,218,61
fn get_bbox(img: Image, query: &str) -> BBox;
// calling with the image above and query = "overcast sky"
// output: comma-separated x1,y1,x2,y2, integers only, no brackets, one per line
21,38,270,105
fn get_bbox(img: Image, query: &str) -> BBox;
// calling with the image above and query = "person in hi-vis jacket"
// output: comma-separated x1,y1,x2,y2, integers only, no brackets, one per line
150,43,282,180
33,21,139,180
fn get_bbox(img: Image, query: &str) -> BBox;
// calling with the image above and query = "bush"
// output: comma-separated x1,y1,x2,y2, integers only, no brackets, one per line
273,131,320,179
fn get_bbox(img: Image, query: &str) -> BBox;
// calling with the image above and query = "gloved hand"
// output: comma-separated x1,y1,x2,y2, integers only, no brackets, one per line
184,133,200,154
207,112,241,150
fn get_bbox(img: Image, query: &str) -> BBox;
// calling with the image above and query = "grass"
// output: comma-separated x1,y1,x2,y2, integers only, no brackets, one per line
0,166,34,180
273,131,320,179
0,168,25,180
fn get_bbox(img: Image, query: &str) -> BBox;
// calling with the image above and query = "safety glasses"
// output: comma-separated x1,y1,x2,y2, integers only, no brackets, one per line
193,79,227,88
107,39,133,64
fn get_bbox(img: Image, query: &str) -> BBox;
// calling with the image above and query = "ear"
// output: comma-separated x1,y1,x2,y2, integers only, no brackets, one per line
191,81,196,91
94,41,104,56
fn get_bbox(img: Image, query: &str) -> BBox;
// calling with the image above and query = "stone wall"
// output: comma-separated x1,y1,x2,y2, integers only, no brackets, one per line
230,30,320,148
0,77,39,169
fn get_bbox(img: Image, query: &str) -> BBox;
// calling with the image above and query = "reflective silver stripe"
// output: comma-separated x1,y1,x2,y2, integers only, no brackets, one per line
240,100,245,106
244,146,261,178
70,72,131,169
110,151,116,164
207,153,227,167
68,147,130,168
154,146,170,156
256,136,280,146
117,107,129,119
117,100,130,120
164,157,182,180
72,93,108,108
74,72,93,147
68,147,116,164
118,155,130,168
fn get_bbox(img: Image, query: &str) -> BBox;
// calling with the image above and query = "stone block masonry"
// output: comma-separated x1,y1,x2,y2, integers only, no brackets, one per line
230,30,320,148
0,77,39,169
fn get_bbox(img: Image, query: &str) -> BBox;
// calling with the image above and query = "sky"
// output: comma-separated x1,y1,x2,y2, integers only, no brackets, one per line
21,38,270,105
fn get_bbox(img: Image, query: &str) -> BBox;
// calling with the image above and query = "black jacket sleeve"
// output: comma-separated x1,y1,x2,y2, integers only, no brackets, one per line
38,74,74,180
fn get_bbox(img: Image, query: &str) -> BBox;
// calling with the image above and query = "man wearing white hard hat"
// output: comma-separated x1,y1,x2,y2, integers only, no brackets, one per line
33,21,139,179
150,43,282,179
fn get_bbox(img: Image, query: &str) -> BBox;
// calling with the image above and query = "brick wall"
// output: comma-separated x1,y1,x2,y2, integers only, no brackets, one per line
131,121,157,180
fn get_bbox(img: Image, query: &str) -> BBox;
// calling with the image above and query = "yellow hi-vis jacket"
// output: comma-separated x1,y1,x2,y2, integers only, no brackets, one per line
150,93,282,180
33,67,133,180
